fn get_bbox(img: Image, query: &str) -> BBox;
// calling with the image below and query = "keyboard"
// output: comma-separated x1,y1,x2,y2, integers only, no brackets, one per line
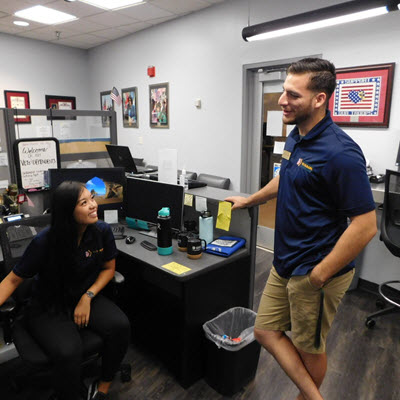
7,225,36,242
110,224,125,239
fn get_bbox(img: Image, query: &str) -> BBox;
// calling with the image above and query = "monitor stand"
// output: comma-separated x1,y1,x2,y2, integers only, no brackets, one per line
138,228,157,238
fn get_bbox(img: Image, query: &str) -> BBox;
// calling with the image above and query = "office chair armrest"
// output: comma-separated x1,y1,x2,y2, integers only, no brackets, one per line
0,298,16,345
113,270,125,284
0,298,16,314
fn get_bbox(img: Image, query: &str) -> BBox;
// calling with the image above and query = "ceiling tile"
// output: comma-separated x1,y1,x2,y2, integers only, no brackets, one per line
67,33,108,45
0,15,43,30
91,27,131,40
116,3,174,22
85,10,139,27
50,37,93,49
0,0,227,49
60,18,108,33
17,25,77,40
151,0,210,15
118,20,152,33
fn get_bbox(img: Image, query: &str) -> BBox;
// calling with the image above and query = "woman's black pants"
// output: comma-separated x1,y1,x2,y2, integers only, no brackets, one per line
27,295,131,400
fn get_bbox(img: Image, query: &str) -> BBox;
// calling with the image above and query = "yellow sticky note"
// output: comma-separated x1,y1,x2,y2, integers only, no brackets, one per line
216,201,232,231
162,262,191,275
184,193,193,207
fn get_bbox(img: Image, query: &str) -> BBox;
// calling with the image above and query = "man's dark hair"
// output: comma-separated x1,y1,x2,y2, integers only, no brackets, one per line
287,58,337,100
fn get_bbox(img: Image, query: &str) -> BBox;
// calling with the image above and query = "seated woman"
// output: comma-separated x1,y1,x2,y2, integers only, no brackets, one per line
0,181,131,400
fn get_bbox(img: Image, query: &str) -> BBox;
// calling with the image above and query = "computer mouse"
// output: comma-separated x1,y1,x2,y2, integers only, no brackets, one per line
125,236,136,245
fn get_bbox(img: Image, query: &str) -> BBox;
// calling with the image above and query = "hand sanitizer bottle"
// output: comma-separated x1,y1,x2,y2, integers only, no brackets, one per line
179,169,188,190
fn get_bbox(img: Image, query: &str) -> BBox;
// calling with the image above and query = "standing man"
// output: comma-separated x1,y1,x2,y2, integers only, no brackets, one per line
226,58,377,400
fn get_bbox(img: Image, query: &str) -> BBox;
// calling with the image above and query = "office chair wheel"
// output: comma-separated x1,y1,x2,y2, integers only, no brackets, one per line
376,299,386,309
365,318,376,329
120,363,132,382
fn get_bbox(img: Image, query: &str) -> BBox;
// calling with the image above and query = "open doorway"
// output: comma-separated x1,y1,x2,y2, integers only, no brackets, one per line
241,55,321,250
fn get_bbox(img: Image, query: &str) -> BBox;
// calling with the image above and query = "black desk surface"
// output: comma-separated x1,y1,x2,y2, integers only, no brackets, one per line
115,227,249,282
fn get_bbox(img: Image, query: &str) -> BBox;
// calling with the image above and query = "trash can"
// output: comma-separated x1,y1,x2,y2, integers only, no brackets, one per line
202,307,261,396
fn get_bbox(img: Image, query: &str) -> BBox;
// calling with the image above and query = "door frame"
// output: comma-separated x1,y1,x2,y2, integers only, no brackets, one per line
241,55,322,249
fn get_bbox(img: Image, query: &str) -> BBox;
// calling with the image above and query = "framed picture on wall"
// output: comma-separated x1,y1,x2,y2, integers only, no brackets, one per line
149,82,169,128
4,90,31,124
122,87,138,128
100,90,114,127
329,63,395,128
45,95,76,120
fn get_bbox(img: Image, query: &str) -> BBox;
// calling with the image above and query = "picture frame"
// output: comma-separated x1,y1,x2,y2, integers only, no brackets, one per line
4,90,31,124
329,63,395,128
121,87,138,128
100,90,114,127
149,82,169,128
45,95,76,120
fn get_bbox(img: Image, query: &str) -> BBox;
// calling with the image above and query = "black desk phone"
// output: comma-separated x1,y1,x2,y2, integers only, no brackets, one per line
370,174,385,184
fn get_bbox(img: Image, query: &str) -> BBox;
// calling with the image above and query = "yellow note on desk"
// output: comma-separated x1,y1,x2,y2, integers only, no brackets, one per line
162,262,191,275
216,201,232,231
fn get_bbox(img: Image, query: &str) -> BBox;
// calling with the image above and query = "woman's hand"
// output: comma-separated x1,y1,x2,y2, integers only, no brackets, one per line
74,295,91,328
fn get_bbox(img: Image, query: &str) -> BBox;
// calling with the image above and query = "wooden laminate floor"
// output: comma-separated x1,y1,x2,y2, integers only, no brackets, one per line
1,248,399,400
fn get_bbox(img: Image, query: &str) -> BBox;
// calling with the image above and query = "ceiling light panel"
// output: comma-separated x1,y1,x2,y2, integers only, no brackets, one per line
78,0,146,11
14,5,78,25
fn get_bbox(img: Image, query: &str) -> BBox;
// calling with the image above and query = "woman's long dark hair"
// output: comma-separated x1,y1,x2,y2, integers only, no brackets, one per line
50,181,84,247
48,181,86,309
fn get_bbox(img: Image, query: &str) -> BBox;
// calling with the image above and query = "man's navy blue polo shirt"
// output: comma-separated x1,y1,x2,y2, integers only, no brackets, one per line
273,111,375,278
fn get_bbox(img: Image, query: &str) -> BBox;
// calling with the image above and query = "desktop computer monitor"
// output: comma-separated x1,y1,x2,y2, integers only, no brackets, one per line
49,167,126,219
125,177,184,231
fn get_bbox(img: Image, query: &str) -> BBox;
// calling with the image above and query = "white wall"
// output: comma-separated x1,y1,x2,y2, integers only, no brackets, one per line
0,33,90,120
87,0,400,191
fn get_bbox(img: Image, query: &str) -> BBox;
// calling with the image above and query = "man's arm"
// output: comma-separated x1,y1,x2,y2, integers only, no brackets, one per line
310,209,377,288
225,176,280,211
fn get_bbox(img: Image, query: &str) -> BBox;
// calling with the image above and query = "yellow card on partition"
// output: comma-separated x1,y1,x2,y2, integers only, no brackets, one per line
184,193,193,207
216,201,232,231
162,262,191,275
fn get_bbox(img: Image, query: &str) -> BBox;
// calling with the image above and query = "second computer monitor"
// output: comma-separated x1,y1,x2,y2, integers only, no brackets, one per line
106,144,138,174
125,177,184,231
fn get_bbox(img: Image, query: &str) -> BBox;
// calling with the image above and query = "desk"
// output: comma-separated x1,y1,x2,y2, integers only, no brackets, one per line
115,187,258,388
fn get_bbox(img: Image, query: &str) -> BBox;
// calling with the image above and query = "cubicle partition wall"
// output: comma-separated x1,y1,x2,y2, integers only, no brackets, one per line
115,185,258,388
0,108,117,215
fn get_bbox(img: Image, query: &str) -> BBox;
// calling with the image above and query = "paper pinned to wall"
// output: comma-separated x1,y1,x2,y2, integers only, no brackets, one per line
266,111,283,137
36,126,52,138
184,193,193,207
216,201,232,231
158,148,177,184
0,153,8,166
195,196,207,212
273,141,285,154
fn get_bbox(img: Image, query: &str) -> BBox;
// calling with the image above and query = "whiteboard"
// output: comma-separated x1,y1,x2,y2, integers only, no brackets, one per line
14,138,60,191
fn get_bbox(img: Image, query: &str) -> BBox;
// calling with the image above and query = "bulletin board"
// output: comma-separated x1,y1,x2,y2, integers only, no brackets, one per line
13,138,60,191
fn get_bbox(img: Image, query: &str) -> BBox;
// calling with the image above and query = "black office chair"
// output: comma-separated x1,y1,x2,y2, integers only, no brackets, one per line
0,215,131,396
366,169,400,328
197,173,231,189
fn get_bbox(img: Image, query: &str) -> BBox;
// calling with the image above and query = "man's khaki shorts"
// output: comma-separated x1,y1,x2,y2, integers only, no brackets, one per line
255,266,355,354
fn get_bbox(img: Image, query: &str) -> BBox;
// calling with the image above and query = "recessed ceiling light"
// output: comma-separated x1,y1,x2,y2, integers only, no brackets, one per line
78,0,146,11
14,5,77,25
13,20,30,27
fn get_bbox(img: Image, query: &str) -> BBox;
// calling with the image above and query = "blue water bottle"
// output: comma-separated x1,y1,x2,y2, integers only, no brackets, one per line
157,207,173,255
